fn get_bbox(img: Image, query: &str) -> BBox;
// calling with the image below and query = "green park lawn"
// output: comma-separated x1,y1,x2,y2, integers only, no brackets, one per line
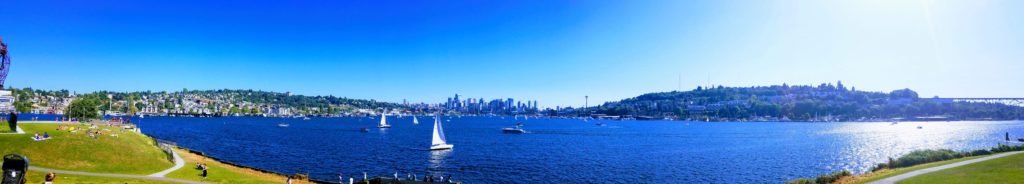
167,148,292,184
0,122,173,175
898,152,1024,184
847,155,983,184
23,170,176,184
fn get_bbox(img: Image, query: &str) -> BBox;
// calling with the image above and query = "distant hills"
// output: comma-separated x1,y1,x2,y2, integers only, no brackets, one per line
9,83,1024,121
589,82,1023,121
8,88,401,116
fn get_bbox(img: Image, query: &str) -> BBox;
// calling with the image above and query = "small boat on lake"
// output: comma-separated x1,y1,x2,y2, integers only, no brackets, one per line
303,117,311,121
278,123,289,128
503,123,526,134
413,116,419,125
430,116,454,150
360,127,369,132
378,112,391,128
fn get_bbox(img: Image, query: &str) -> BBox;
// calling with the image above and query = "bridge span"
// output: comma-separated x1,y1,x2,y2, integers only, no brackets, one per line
930,98,1024,107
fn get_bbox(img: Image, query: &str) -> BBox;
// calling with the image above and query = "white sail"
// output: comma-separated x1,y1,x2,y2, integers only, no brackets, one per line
431,116,446,145
413,116,419,124
379,113,388,127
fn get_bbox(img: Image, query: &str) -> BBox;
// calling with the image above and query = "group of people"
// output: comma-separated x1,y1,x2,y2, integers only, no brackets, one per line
86,129,104,139
421,174,453,183
31,132,50,141
55,124,78,132
195,163,209,179
332,172,455,184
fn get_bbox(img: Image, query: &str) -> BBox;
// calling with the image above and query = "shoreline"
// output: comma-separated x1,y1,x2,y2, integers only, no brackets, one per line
170,146,323,184
172,146,323,182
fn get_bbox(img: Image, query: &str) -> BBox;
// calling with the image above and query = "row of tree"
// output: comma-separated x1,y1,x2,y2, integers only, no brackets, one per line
589,82,1024,121
55,89,401,120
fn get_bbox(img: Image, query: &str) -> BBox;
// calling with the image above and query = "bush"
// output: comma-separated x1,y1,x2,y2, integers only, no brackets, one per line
869,163,889,172
814,171,851,184
785,178,814,184
892,149,962,168
990,144,1024,153
967,149,992,157
786,171,850,184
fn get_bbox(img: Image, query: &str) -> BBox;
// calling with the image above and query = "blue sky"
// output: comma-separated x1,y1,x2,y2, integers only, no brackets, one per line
2,0,1022,107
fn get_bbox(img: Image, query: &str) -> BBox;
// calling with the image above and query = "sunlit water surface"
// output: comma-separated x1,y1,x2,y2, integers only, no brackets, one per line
96,115,1023,183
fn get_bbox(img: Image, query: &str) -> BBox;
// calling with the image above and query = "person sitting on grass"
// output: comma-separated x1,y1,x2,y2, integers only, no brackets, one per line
45,172,56,184
43,132,49,139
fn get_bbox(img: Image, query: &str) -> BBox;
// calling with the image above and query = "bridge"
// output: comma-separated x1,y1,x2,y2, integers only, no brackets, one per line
930,98,1024,107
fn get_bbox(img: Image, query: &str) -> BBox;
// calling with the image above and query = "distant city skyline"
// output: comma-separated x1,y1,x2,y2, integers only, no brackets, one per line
2,1,1022,108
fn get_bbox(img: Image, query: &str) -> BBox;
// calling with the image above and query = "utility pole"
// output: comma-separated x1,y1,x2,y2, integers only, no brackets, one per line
584,95,589,117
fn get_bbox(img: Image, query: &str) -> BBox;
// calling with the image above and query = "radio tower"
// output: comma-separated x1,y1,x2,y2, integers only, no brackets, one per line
0,36,10,89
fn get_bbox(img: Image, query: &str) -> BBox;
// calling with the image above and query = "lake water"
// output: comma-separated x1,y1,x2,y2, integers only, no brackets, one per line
115,116,1023,183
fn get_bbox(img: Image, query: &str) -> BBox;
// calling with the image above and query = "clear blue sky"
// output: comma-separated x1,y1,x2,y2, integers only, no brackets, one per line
2,0,1022,108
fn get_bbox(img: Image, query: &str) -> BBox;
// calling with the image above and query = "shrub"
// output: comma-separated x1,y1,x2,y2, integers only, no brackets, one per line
786,171,851,184
814,171,851,184
892,149,961,168
784,178,814,184
967,149,992,157
869,163,889,172
990,144,1024,153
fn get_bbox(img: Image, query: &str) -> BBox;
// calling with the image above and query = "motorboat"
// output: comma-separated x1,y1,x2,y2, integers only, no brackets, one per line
502,123,526,134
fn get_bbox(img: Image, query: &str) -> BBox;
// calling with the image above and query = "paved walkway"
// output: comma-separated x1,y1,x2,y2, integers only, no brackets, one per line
29,166,205,184
869,151,1024,184
149,144,187,177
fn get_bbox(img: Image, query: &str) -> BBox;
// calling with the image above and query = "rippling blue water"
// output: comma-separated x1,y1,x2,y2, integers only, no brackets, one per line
117,116,1023,183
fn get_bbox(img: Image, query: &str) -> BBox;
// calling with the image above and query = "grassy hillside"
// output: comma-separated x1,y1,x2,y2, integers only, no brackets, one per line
0,122,173,174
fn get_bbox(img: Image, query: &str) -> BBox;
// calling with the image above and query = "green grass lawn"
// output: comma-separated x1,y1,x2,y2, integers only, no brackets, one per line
897,152,1024,184
166,148,287,184
24,170,176,184
0,122,173,175
850,155,983,184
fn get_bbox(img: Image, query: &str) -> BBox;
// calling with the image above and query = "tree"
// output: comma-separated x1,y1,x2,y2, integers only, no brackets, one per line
128,100,140,115
13,100,32,113
66,96,101,121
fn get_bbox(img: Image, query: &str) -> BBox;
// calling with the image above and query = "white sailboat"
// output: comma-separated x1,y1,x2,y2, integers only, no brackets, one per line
378,113,391,128
412,116,419,125
430,116,453,150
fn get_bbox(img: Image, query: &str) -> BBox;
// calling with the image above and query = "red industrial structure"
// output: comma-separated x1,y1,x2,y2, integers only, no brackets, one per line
0,36,10,89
